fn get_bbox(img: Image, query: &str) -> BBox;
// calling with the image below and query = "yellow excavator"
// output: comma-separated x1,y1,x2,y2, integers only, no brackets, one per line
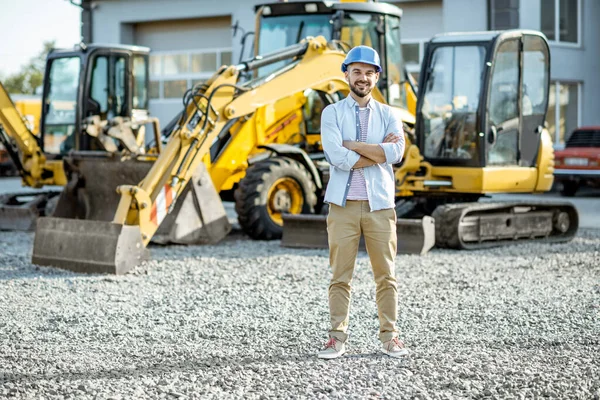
27,0,577,274
0,43,160,230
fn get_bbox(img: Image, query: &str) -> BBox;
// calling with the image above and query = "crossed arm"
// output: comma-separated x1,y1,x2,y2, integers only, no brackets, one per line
344,134,402,168
320,106,405,171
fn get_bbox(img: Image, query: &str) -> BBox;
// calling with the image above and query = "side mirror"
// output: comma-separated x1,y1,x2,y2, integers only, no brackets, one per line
488,125,497,145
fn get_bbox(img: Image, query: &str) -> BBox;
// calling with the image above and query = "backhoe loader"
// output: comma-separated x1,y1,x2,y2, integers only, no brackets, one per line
251,0,578,251
0,43,161,230
31,0,578,274
32,36,355,273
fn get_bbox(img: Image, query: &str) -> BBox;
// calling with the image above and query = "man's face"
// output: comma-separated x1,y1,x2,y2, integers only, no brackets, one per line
345,62,379,98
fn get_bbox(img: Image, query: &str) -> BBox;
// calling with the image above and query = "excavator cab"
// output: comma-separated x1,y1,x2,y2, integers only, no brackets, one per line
396,30,578,249
398,30,554,199
254,0,416,122
415,31,550,172
41,44,152,155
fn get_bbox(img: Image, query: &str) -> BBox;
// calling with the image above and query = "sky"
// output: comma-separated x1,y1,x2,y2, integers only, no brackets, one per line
0,0,81,77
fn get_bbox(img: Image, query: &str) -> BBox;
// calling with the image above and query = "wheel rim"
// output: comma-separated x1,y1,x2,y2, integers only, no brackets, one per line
267,177,304,225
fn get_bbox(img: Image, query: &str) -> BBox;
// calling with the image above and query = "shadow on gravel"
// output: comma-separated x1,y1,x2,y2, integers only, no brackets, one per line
0,267,86,281
1,353,329,385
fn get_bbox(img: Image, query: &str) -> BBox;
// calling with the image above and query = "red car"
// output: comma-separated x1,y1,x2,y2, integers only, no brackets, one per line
554,126,600,196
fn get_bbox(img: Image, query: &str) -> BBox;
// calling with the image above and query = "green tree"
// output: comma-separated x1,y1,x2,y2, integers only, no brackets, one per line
3,41,56,95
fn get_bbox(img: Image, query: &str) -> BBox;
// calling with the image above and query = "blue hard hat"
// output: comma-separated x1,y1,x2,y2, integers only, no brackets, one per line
341,46,382,73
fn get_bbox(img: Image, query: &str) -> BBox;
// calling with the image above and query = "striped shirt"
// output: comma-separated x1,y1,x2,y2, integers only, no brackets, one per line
347,107,369,200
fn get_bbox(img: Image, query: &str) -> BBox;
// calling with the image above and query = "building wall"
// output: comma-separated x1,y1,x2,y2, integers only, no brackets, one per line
519,0,599,141
87,0,598,139
396,0,443,40
549,0,600,128
89,0,260,58
441,0,488,32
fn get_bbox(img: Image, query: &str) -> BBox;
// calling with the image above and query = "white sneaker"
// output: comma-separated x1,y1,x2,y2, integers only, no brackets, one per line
317,337,346,359
382,338,409,358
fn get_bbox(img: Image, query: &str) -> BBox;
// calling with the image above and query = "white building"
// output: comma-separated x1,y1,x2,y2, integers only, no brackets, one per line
79,0,599,146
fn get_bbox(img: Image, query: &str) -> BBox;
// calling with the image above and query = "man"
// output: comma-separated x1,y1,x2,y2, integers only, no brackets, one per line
317,45,408,359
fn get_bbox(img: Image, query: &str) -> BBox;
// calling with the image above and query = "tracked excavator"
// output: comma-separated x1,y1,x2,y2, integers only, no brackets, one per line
30,0,578,274
0,43,161,230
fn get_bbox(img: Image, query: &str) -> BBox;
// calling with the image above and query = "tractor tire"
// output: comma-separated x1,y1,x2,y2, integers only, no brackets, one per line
234,156,317,240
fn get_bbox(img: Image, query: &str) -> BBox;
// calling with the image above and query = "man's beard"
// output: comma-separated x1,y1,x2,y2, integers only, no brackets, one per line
350,81,372,98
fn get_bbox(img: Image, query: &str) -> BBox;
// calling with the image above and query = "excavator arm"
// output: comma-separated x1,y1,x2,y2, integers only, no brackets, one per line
117,36,350,246
0,82,66,187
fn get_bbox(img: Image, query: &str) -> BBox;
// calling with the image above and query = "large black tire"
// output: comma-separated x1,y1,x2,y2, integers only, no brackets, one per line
234,157,317,240
560,181,578,197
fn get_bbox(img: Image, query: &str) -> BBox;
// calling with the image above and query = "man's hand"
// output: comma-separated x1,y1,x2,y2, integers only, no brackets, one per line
343,140,357,151
383,133,402,144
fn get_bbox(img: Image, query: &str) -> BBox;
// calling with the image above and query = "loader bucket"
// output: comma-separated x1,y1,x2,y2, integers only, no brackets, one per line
281,214,436,255
32,217,148,275
30,155,152,274
31,156,230,274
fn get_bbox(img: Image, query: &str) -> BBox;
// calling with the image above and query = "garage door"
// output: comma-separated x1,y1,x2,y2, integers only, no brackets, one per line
134,16,233,123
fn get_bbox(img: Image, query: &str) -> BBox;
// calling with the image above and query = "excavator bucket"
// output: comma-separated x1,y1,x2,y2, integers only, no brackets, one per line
31,156,230,274
281,214,435,255
50,154,153,222
0,190,61,231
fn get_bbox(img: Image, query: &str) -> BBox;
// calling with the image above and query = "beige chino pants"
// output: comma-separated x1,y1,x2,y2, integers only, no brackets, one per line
326,200,399,343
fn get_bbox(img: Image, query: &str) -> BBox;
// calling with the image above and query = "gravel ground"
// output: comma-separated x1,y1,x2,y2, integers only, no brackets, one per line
1,228,599,399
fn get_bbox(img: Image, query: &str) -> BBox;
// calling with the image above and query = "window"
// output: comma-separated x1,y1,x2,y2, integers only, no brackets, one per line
43,56,80,154
402,43,420,65
164,80,187,99
191,53,217,73
541,0,579,44
487,40,519,166
133,56,148,109
401,40,426,87
257,14,332,76
489,0,520,30
545,81,580,145
149,81,160,100
148,48,232,100
385,15,407,109
522,37,549,116
221,51,232,66
150,55,161,75
114,57,127,116
89,55,127,119
420,45,487,163
163,54,188,75
90,57,109,114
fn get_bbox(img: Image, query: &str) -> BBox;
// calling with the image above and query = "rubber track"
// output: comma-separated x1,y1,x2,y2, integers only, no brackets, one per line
432,200,579,250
